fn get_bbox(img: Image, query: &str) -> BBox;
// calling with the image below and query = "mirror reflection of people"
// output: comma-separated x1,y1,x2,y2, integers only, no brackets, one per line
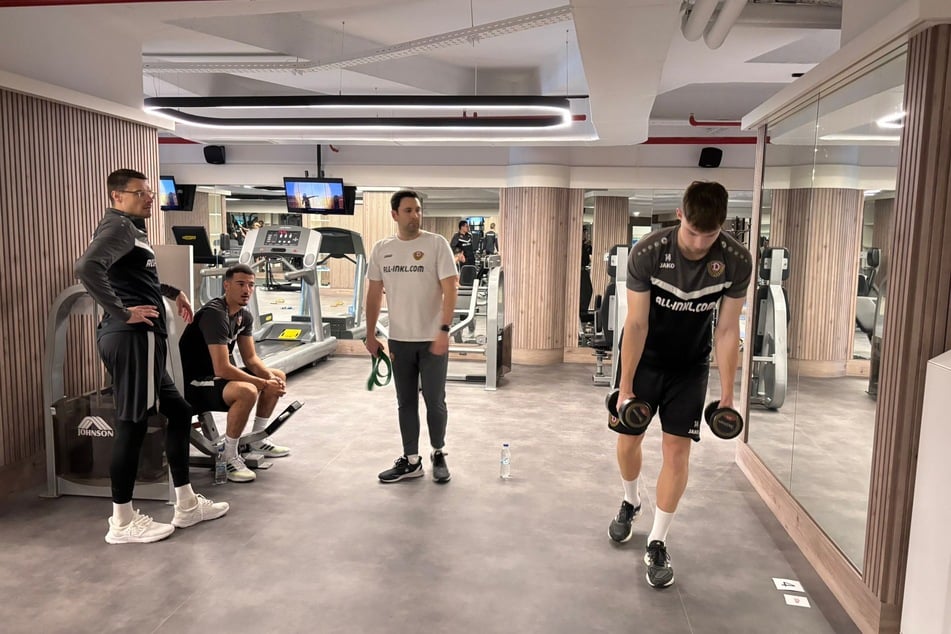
483,222,500,255
75,168,228,544
450,220,475,267
608,181,752,589
580,226,593,317
365,190,458,484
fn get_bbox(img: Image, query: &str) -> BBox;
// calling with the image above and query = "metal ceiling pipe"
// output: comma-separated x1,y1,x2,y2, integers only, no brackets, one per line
681,0,721,41
704,0,748,49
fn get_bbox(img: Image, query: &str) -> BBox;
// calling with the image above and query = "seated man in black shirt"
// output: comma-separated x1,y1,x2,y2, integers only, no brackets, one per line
178,264,289,482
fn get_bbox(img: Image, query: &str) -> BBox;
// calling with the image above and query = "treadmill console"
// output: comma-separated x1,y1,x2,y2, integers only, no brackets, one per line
239,225,322,268
263,229,302,248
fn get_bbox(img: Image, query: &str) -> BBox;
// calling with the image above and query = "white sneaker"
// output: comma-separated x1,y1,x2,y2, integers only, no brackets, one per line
227,455,256,482
249,438,291,458
105,510,175,544
172,494,230,528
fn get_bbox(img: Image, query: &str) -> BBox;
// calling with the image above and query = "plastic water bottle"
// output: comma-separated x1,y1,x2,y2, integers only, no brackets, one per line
214,441,227,485
499,443,511,479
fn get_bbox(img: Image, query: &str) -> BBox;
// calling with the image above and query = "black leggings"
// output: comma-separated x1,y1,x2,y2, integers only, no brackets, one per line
111,374,192,503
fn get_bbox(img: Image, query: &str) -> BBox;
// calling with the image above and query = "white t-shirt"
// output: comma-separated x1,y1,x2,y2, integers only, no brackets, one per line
367,231,457,341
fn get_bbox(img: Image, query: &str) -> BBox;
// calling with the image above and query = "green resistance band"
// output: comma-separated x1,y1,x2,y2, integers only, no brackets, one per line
367,348,392,391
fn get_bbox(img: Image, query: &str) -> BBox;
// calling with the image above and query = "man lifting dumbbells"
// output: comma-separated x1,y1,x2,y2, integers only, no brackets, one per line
606,181,752,588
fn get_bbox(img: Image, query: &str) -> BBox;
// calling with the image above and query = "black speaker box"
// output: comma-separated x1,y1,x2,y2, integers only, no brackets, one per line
699,147,723,168
203,145,226,164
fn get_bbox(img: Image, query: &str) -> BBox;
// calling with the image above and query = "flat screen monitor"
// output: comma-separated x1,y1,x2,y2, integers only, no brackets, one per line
344,185,357,215
171,225,217,263
283,177,349,214
159,175,181,211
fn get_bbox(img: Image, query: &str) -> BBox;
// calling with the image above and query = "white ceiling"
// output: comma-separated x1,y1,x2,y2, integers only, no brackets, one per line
117,0,846,146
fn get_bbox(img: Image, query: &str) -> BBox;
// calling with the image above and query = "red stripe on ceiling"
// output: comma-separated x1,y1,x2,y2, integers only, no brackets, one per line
158,137,199,144
0,0,204,6
641,136,757,145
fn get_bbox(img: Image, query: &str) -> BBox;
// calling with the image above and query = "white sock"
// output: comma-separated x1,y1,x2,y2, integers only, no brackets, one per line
175,484,198,509
112,502,133,526
622,478,641,507
252,416,269,433
407,454,420,464
224,435,239,461
648,508,676,544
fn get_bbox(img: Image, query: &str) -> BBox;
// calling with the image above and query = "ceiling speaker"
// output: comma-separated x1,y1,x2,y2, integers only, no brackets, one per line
699,147,722,168
203,145,226,165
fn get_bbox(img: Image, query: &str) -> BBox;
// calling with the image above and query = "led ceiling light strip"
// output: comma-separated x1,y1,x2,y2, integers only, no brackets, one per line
144,5,572,75
143,95,575,129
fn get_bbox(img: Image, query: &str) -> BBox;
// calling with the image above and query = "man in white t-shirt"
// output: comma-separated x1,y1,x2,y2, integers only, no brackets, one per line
365,190,459,483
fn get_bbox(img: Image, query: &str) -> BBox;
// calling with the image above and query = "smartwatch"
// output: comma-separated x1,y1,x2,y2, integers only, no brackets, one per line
440,324,451,332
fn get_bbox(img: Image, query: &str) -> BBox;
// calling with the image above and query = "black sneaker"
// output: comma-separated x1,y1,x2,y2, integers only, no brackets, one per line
378,456,424,483
644,540,675,588
608,500,641,543
431,450,451,483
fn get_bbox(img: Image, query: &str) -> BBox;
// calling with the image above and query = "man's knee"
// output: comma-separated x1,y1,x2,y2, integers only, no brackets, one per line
271,368,286,382
617,432,645,451
225,381,259,408
661,434,692,466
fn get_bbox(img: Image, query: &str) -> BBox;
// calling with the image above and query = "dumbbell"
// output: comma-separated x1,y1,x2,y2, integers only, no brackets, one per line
605,390,654,434
703,401,744,439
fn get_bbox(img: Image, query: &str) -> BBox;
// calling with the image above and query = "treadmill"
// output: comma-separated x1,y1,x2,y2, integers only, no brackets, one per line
239,225,337,373
314,227,367,340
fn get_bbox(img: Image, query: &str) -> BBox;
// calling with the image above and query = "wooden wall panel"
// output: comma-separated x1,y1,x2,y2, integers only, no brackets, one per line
770,188,863,373
499,187,576,363
0,88,158,483
421,217,457,242
590,197,630,297
871,197,896,290
562,190,586,352
866,23,951,610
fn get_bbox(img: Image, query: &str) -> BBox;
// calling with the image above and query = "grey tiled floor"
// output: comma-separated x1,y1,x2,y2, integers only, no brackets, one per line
0,359,858,634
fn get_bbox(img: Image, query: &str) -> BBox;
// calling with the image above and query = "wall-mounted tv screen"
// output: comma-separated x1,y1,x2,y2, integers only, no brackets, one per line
283,177,349,214
159,175,181,211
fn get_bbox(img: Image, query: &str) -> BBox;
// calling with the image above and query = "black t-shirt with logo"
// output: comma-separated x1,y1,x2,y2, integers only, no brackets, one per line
627,226,752,369
178,296,254,381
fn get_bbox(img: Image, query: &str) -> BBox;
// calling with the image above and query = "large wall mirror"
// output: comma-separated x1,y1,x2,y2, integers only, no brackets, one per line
748,48,905,572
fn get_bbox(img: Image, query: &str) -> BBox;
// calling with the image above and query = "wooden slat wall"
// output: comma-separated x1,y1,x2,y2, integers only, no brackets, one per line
866,24,951,616
590,197,630,298
562,190,586,352
871,197,896,290
0,88,159,485
421,217,458,243
770,188,863,372
499,187,577,363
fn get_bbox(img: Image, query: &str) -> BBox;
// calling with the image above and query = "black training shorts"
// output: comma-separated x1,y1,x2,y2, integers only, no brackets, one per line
98,330,167,422
184,378,230,414
614,363,709,441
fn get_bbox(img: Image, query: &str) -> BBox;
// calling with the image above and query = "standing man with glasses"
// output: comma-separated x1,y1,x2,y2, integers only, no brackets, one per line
365,190,458,483
75,169,228,544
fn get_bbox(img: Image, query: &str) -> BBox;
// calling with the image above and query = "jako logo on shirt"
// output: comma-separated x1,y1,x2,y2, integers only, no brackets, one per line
659,253,675,270
78,416,115,438
413,251,424,261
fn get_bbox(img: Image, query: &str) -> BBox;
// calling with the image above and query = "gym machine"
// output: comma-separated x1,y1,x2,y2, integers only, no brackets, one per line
238,225,338,374
590,246,629,387
750,247,789,409
44,286,171,501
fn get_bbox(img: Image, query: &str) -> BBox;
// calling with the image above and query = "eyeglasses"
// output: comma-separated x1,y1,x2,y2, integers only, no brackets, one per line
119,189,155,199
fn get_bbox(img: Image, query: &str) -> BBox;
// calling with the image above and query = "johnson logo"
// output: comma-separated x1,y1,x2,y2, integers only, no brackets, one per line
78,416,114,438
